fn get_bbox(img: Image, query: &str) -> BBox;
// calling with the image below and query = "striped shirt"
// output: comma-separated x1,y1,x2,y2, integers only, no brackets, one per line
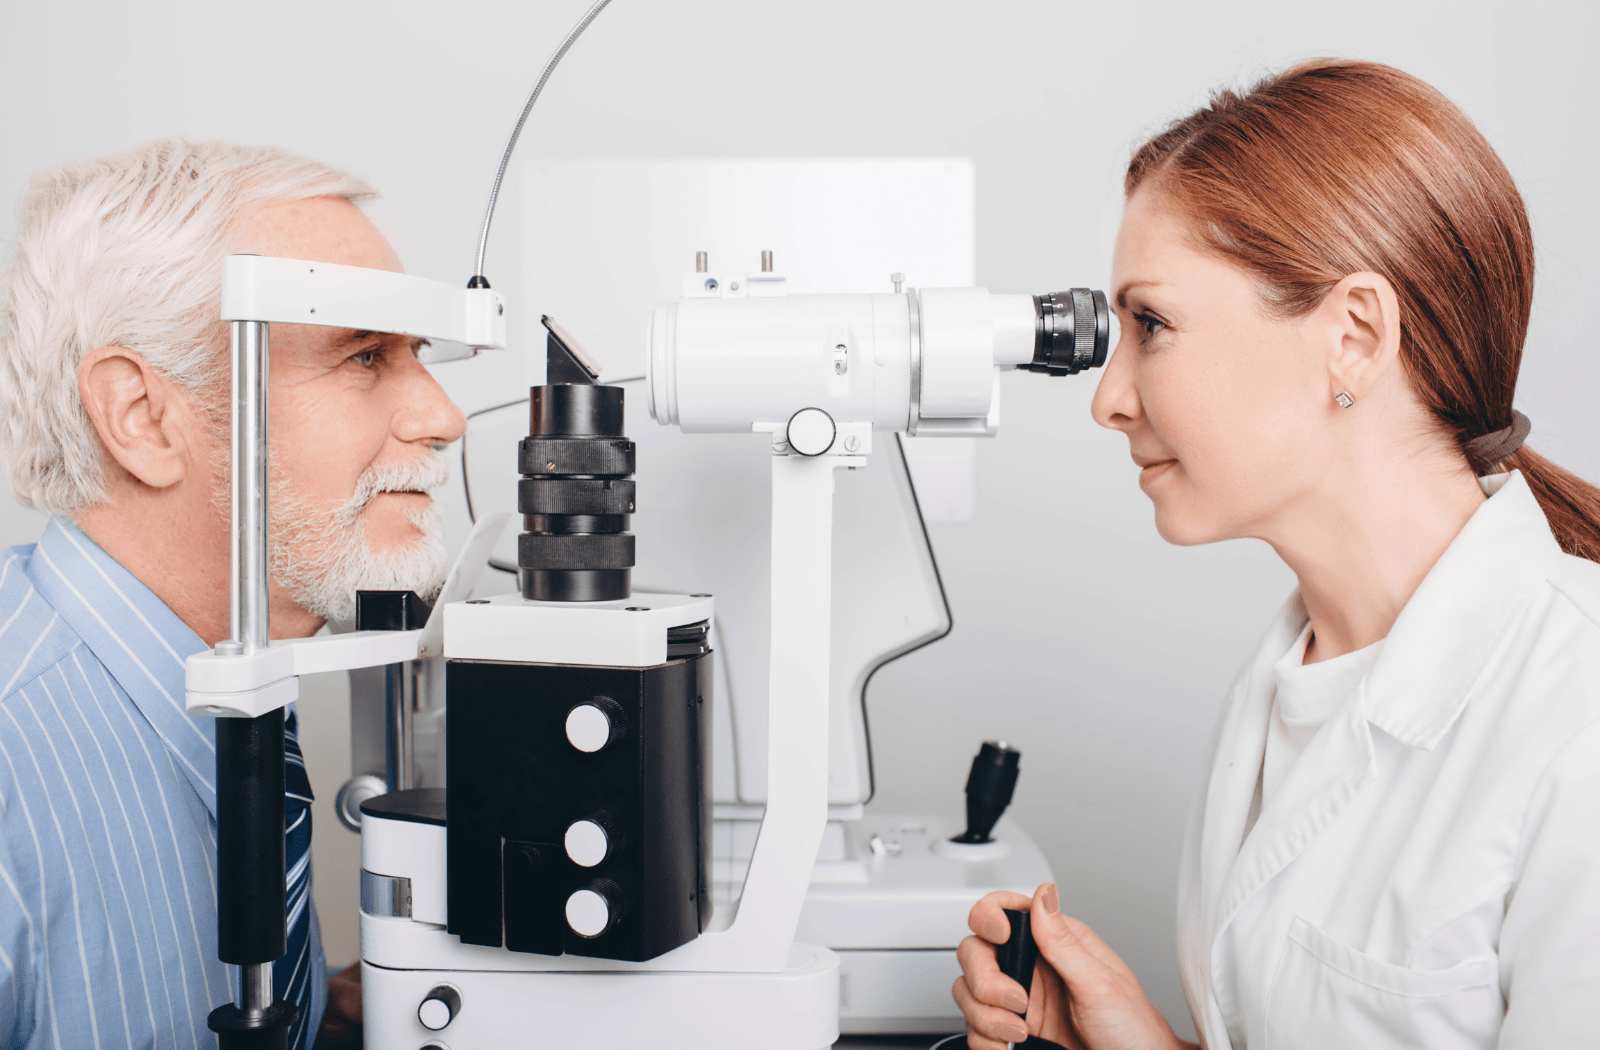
0,519,325,1048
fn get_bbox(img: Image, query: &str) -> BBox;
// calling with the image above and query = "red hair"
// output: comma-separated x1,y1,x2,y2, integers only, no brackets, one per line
1127,59,1600,562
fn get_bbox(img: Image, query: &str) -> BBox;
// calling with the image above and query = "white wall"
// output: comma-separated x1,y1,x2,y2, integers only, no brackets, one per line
3,0,1596,1035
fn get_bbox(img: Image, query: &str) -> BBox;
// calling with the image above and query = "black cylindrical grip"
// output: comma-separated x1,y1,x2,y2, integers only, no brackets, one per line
521,567,630,602
524,513,629,535
518,478,636,515
531,384,624,436
519,532,636,570
996,909,1040,1008
207,1001,299,1050
215,711,287,964
519,436,635,477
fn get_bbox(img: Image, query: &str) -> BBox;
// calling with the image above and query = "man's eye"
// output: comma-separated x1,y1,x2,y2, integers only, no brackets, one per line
352,349,381,369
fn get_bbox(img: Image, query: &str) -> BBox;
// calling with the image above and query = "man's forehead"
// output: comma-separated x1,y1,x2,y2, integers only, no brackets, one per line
230,197,402,274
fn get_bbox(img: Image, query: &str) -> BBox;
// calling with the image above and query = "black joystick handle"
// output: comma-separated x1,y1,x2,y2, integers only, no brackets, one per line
931,908,1067,1049
996,909,1040,1005
954,741,1021,844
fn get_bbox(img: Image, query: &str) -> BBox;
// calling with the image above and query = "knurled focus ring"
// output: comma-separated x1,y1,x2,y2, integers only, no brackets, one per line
1071,289,1095,371
518,436,635,477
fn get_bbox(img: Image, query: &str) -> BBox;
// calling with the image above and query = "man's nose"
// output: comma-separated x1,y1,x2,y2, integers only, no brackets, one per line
392,355,467,445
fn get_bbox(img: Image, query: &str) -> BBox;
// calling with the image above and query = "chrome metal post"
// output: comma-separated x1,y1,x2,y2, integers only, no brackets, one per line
231,320,270,652
210,319,296,1048
240,962,273,1020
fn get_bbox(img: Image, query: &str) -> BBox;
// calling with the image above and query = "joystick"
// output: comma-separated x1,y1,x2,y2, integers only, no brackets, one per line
954,741,1021,844
929,908,1067,1050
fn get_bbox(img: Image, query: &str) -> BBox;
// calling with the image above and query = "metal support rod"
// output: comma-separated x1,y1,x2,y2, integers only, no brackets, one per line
384,662,418,792
240,962,274,1020
231,321,270,653
208,319,296,1048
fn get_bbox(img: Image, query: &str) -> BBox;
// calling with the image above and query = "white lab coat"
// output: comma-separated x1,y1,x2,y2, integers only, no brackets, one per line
1176,471,1600,1049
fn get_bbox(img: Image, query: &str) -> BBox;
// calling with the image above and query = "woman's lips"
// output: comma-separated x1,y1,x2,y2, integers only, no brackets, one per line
1138,460,1177,486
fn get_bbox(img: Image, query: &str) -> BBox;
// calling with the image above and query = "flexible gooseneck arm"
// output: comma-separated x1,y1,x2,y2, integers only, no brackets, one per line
470,0,614,284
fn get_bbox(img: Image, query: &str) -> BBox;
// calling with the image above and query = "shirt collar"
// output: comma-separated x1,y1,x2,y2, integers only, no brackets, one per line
1362,470,1561,750
24,518,218,814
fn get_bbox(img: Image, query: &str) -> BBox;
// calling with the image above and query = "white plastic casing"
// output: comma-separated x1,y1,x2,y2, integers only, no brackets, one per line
646,287,1035,435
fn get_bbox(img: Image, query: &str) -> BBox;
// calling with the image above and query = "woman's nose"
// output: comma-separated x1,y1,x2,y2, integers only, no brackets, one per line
1090,337,1141,432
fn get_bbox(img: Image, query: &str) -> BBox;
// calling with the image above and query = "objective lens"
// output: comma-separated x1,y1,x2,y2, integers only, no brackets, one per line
1025,288,1110,376
517,384,636,602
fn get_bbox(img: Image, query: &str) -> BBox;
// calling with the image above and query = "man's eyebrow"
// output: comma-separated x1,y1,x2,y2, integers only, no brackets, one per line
1114,280,1162,310
330,329,378,347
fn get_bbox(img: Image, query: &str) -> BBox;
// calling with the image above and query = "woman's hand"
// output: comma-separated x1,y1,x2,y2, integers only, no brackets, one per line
952,883,1197,1050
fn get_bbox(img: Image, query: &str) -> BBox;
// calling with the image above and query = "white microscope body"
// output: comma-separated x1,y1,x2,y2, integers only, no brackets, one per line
355,258,1104,1048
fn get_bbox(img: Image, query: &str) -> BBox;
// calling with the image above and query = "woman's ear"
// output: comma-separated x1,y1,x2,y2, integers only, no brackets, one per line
1321,271,1402,405
77,346,198,490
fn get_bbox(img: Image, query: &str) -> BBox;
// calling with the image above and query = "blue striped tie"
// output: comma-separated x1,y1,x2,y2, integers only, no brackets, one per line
280,713,316,1050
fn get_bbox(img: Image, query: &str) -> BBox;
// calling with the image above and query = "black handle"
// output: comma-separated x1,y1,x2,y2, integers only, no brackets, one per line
995,908,1039,1010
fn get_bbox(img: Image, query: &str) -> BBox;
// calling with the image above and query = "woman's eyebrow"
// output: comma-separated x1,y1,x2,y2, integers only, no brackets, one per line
1114,280,1161,310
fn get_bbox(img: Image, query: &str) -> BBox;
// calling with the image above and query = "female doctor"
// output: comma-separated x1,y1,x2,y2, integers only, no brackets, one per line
953,59,1600,1050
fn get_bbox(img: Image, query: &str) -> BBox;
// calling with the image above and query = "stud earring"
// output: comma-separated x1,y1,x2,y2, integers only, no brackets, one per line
1335,391,1355,408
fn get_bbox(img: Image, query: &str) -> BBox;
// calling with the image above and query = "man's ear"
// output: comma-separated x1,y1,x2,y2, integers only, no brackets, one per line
77,346,197,489
1321,271,1402,405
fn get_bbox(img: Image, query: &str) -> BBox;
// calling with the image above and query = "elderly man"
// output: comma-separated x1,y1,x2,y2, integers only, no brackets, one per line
0,139,467,1048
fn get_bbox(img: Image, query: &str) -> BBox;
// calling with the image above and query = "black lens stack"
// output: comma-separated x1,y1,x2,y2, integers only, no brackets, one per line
517,323,637,602
1025,288,1111,376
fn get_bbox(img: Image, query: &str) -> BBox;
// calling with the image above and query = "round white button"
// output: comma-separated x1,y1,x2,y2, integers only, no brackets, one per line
565,704,612,753
418,998,451,1031
564,819,609,867
785,407,836,457
566,888,611,938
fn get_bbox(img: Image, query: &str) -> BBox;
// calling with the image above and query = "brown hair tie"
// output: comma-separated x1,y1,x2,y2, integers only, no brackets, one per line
1464,409,1531,474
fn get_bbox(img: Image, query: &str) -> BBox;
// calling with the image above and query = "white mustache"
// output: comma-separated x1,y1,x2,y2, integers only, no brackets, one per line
334,452,451,526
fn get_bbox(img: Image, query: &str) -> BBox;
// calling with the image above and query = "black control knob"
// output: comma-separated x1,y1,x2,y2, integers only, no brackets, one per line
417,983,461,1031
953,740,1021,844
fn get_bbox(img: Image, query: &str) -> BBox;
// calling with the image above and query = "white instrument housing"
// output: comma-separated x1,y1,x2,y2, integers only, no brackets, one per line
647,280,1036,437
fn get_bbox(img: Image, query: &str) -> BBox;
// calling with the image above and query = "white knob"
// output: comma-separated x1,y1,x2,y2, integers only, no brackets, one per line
564,819,610,867
565,703,612,753
417,984,460,1031
566,888,612,938
785,407,836,457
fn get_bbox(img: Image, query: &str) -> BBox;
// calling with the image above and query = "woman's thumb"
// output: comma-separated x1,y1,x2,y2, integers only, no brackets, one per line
1029,883,1109,985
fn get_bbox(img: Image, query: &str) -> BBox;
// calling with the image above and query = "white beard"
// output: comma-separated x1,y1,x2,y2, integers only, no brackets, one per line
270,451,452,624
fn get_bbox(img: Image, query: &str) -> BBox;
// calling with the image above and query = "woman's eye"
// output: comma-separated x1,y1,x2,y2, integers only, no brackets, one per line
1132,311,1166,339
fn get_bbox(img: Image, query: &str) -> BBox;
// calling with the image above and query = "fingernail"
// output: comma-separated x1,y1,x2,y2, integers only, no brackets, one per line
1042,883,1060,914
1003,989,1029,1012
985,919,1010,943
1002,1022,1030,1042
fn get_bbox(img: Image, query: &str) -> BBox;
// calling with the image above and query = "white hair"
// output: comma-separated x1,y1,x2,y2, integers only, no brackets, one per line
0,138,376,514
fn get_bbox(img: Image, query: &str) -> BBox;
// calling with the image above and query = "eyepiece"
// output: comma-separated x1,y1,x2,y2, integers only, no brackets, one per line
1025,288,1110,376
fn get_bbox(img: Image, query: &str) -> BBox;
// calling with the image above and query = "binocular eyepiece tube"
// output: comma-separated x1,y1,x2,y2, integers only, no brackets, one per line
646,284,1111,436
